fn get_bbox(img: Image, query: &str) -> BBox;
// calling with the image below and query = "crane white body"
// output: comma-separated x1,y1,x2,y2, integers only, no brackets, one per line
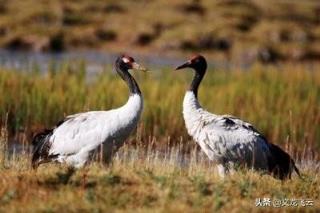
49,94,143,167
183,91,271,177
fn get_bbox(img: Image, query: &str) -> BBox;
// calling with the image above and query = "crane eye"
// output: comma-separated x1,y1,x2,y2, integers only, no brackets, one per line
122,57,130,63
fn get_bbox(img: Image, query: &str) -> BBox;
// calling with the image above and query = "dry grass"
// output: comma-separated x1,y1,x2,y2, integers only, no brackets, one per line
0,138,319,212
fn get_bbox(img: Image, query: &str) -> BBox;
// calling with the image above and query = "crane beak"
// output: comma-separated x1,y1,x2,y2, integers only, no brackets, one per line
131,62,148,72
175,61,191,70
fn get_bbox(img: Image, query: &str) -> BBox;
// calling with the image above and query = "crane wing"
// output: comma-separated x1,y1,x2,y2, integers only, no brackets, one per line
48,111,116,156
196,114,270,164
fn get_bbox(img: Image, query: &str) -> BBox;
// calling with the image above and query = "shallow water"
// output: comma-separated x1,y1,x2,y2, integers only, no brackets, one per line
0,49,235,74
0,49,184,73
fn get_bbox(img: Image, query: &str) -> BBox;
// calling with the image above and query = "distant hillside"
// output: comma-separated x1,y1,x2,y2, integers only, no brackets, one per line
0,0,320,63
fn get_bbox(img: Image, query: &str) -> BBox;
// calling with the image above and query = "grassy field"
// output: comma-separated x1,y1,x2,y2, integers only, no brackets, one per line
0,0,320,63
0,0,320,211
0,62,319,153
0,137,319,212
0,62,319,211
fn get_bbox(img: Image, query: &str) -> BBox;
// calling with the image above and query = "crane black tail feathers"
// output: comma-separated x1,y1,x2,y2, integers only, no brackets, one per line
267,143,301,180
31,129,53,169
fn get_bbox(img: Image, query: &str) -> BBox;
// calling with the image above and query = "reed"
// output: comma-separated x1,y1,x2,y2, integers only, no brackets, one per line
0,63,319,156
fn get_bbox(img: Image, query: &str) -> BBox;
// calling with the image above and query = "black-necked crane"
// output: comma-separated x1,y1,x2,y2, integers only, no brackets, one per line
175,54,300,180
32,54,147,169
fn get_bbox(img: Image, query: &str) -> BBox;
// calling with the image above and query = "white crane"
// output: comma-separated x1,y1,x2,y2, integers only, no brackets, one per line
175,54,300,179
32,54,147,168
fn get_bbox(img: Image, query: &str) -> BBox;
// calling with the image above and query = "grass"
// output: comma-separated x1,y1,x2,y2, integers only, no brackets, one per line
0,61,319,211
0,63,319,154
0,137,319,212
0,1,319,211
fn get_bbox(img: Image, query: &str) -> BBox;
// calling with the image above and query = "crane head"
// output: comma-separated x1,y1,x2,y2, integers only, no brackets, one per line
175,54,207,72
120,54,148,72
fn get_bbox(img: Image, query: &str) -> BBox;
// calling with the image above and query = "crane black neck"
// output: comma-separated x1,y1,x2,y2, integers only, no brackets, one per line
189,64,207,98
115,59,141,95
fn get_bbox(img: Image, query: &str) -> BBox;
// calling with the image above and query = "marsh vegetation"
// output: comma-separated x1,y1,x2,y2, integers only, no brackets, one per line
0,62,319,211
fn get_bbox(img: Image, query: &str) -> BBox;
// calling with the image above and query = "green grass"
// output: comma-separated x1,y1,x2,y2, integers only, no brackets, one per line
0,63,319,154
